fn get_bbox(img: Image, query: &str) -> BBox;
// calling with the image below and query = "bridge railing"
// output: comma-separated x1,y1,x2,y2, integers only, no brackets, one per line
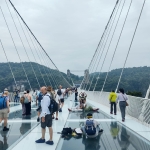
79,90,150,126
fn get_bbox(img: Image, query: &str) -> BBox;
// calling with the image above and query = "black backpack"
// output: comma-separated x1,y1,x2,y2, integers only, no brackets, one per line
57,89,62,96
46,95,58,114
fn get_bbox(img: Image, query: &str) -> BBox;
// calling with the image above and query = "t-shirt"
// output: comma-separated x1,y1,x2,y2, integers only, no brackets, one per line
57,89,65,99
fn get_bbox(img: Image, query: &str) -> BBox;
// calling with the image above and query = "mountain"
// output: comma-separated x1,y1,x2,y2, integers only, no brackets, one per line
84,66,150,97
0,62,79,92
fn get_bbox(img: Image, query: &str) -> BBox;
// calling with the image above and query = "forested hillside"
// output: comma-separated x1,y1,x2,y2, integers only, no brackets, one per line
86,66,150,97
0,62,77,92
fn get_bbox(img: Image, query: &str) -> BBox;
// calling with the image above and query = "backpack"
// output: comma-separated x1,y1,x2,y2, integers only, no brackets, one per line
38,92,43,102
0,96,7,109
85,120,96,135
46,95,58,114
57,89,62,96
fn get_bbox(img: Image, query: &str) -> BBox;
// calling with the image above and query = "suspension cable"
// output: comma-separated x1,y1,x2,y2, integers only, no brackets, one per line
101,0,133,93
80,0,120,89
0,6,32,90
0,40,17,88
8,0,71,88
5,0,40,89
116,0,146,92
93,0,126,91
90,0,122,91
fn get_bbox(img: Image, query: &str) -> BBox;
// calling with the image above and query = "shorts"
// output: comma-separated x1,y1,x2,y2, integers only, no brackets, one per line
38,102,41,107
41,114,52,129
0,108,9,118
60,99,64,103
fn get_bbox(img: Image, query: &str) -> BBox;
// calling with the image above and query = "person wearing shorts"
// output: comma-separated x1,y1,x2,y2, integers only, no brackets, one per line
0,91,10,131
57,85,65,112
35,87,54,145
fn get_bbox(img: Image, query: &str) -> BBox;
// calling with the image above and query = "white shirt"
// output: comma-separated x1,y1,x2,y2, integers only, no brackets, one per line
57,89,65,99
117,93,128,103
40,93,51,117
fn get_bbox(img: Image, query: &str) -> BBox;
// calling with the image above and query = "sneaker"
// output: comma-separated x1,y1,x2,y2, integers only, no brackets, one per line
55,118,58,120
37,117,40,122
35,138,45,143
68,108,72,112
3,127,9,131
46,140,54,145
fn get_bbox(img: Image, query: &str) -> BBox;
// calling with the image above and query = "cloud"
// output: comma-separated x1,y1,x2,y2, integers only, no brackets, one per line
0,0,150,76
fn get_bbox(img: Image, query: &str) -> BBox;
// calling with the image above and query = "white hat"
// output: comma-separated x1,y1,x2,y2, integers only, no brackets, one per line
24,91,27,94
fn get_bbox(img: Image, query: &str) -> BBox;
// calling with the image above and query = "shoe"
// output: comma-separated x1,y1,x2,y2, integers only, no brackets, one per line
22,114,26,116
59,108,62,112
68,108,72,112
110,112,113,114
114,113,117,115
37,117,40,122
3,127,9,131
46,140,54,145
55,118,58,120
35,138,45,143
96,108,99,111
122,119,125,122
99,129,103,132
52,116,55,119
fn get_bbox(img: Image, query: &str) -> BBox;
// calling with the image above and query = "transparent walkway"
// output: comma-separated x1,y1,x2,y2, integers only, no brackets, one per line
0,95,150,150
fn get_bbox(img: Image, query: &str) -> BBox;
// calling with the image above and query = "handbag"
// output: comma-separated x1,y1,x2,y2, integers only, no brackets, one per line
122,94,129,106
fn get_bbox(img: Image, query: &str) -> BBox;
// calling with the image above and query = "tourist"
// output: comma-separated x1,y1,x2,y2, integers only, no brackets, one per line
57,85,65,112
14,89,19,103
32,90,37,102
47,86,59,120
0,90,10,131
109,90,117,115
68,95,99,112
75,88,78,101
117,88,128,122
20,91,27,116
35,86,53,145
24,90,31,115
36,89,43,122
81,113,103,138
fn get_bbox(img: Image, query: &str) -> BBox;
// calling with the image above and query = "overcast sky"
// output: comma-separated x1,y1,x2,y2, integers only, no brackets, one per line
0,0,150,76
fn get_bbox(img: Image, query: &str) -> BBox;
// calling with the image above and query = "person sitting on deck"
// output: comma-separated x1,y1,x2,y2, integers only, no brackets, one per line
81,113,103,138
68,95,99,112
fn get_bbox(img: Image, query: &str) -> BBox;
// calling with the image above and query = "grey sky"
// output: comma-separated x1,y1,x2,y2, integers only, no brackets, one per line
0,0,150,76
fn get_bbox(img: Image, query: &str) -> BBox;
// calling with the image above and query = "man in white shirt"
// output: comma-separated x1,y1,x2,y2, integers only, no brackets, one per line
57,85,65,112
81,113,103,138
35,87,54,145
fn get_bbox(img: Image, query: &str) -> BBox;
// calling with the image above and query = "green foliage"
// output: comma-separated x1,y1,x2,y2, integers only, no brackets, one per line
0,62,73,92
126,91,142,97
86,66,150,97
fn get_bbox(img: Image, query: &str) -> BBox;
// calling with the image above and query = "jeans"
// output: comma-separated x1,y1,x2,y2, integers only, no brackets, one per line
110,102,116,114
14,95,18,102
119,101,126,119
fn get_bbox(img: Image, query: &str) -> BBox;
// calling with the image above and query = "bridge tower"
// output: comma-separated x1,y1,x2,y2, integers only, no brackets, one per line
83,69,90,84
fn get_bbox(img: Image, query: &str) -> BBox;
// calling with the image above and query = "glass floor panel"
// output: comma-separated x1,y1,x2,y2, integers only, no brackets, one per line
0,122,38,150
56,121,150,150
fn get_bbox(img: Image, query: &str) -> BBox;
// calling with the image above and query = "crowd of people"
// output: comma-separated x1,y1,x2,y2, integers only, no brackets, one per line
0,85,129,147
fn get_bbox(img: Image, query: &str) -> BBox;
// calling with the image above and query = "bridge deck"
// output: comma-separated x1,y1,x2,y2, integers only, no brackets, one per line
0,94,150,150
